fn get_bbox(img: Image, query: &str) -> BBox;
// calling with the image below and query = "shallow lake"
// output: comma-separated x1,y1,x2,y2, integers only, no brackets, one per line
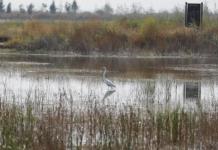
0,52,218,112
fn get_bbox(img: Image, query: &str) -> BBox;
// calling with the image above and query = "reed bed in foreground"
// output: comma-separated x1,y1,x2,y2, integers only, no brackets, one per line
0,89,217,150
1,16,218,55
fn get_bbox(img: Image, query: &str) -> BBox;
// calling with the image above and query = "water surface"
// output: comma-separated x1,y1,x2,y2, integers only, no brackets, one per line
1,52,218,112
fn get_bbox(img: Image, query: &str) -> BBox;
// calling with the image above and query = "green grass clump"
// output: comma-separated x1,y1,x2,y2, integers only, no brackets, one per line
0,102,35,150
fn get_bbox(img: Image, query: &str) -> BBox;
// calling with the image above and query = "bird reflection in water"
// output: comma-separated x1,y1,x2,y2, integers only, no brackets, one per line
102,89,116,102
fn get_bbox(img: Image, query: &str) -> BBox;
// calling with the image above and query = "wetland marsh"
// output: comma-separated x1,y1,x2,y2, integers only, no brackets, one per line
0,52,218,149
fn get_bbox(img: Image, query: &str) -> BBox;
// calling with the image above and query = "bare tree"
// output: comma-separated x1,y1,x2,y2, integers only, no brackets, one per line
116,5,130,15
19,4,25,13
41,3,47,12
131,4,144,14
65,2,71,13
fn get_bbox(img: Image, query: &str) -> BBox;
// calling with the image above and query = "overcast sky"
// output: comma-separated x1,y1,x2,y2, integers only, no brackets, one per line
4,0,218,12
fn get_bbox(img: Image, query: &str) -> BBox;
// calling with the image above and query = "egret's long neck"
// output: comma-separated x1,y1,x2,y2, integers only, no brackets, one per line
103,69,106,80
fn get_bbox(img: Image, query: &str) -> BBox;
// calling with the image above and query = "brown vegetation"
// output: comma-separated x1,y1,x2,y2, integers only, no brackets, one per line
0,16,218,55
0,89,217,149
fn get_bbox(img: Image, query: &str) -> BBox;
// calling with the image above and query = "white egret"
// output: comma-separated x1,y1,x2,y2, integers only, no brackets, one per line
102,67,116,89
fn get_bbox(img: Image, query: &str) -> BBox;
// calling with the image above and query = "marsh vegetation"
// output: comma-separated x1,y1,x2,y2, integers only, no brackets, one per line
1,94,218,149
0,3,218,149
0,54,218,149
0,15,218,56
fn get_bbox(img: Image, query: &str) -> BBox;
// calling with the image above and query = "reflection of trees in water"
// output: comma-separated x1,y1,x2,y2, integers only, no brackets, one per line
140,79,218,112
184,82,201,100
141,79,204,111
184,81,202,112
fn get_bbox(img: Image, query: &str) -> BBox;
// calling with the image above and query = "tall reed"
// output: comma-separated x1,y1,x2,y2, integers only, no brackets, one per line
0,88,217,149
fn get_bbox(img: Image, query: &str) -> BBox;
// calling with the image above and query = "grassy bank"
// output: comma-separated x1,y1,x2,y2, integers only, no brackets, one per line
1,16,218,55
0,89,217,149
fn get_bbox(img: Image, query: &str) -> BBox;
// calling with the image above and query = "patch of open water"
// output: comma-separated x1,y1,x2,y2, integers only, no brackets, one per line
1,53,218,112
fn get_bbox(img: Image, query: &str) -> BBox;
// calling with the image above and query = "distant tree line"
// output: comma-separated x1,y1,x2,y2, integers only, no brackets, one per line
1,0,216,22
0,0,216,17
0,0,155,18
0,0,81,15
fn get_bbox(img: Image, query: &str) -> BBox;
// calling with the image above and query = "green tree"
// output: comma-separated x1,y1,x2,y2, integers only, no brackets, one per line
104,3,113,14
0,0,5,13
27,3,34,15
72,0,78,14
50,1,56,14
6,2,11,13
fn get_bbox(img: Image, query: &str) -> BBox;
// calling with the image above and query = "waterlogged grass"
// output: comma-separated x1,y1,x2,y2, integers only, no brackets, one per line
1,16,218,55
0,89,217,149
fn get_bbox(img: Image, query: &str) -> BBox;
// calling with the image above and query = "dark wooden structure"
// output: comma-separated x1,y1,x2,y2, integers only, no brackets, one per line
0,36,10,42
0,36,10,48
185,2,203,27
